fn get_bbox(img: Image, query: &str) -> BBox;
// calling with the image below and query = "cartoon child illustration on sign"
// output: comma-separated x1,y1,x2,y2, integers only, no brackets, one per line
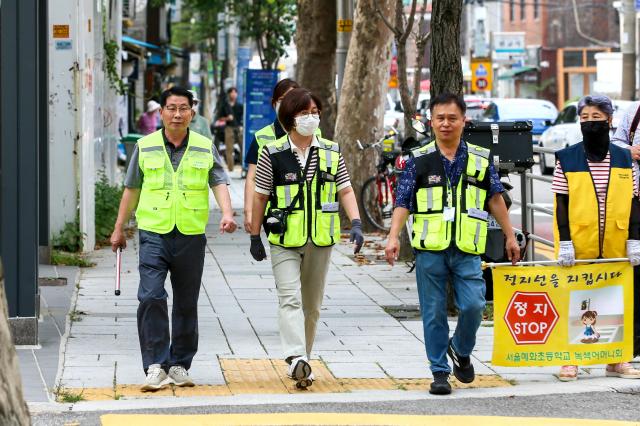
580,310,600,343
579,299,600,343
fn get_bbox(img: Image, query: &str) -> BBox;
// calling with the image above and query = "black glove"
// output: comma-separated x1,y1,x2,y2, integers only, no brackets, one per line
250,235,267,261
350,219,364,254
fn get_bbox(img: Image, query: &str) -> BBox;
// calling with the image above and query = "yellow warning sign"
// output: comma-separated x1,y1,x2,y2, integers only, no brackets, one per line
53,24,70,39
471,57,492,93
337,19,353,32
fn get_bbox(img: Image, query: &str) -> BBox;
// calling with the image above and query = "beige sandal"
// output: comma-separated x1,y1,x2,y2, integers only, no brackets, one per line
558,365,578,381
606,362,640,379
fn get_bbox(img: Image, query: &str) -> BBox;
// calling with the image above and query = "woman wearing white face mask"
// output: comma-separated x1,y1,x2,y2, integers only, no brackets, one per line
249,88,364,389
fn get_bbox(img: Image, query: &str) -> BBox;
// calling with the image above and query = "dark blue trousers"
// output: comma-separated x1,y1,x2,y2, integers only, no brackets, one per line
137,229,206,373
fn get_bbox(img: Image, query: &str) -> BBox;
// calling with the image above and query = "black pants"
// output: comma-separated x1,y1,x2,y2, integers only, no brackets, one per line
137,229,206,373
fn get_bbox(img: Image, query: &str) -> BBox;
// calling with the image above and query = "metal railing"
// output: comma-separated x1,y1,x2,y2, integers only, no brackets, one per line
509,146,557,261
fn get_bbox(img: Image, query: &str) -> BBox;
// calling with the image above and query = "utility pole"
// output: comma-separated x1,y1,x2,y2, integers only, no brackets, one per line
336,0,354,103
622,0,636,100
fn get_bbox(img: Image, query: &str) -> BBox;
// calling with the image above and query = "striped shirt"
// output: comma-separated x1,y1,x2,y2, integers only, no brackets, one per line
255,136,351,195
551,153,638,239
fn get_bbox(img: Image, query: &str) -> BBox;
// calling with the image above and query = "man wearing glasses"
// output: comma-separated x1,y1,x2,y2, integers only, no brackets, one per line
110,86,237,391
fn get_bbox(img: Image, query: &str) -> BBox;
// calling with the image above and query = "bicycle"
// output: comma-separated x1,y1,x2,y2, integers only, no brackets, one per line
358,130,403,231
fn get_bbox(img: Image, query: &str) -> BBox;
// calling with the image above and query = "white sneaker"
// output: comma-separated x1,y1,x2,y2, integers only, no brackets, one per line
141,364,172,391
168,365,195,387
288,356,313,389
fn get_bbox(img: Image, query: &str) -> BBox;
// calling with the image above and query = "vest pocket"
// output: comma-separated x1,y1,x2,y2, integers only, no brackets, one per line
269,210,307,247
465,184,486,211
142,157,166,190
178,191,209,233
415,187,443,213
137,190,172,231
183,157,210,190
313,211,340,246
412,214,446,250
458,215,488,254
275,184,300,209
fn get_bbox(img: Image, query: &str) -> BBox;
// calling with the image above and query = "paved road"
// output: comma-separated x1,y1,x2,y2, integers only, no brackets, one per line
30,391,640,425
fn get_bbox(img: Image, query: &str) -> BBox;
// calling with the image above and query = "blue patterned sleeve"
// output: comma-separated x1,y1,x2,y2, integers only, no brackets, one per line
394,157,417,211
486,161,504,198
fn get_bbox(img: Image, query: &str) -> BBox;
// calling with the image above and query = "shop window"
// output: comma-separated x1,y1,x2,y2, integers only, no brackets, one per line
563,50,583,68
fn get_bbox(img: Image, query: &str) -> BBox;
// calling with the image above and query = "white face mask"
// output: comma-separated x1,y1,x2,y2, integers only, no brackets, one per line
294,113,320,136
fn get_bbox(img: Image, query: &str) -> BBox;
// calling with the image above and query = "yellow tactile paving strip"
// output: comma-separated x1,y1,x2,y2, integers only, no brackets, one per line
100,414,640,426
58,358,511,401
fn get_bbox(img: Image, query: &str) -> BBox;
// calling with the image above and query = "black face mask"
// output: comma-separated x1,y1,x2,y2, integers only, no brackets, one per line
581,120,610,161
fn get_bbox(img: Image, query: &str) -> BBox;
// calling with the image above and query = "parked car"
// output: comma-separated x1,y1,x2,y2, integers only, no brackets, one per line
538,100,633,174
481,98,558,145
385,92,431,136
464,95,492,121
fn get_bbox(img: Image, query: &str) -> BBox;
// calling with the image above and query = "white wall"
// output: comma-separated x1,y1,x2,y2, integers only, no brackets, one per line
48,0,80,241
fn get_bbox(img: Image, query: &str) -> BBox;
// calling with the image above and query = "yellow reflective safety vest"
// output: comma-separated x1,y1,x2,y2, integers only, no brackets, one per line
410,141,492,255
255,122,321,160
553,143,633,259
136,130,213,235
265,136,340,248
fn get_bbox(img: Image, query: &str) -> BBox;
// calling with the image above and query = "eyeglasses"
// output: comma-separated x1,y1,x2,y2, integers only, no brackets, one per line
165,106,192,114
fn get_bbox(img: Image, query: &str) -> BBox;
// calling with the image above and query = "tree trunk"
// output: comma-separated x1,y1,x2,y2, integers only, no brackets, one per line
430,0,463,97
0,260,30,426
393,0,417,139
295,0,337,140
335,0,394,231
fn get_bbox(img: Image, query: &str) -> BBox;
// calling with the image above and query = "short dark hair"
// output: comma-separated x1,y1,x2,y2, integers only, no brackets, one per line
160,86,193,107
226,87,238,95
429,92,466,115
278,88,323,132
272,79,300,106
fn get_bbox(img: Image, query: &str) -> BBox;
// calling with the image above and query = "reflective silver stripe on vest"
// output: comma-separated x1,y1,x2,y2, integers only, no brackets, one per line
325,148,333,169
267,140,291,154
284,185,292,207
468,145,490,159
141,146,164,152
421,220,429,242
257,135,276,141
413,144,436,158
189,146,210,153
475,187,481,209
426,187,433,210
330,215,335,236
327,182,335,202
475,154,482,175
474,221,481,246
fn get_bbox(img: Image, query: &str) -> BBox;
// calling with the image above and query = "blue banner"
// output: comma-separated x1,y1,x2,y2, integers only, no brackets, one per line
242,69,279,167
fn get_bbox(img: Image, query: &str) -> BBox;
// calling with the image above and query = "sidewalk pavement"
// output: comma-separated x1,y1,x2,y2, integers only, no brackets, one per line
22,170,640,411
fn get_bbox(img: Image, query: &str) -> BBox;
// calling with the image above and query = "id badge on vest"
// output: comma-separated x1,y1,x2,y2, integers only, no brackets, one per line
443,207,455,222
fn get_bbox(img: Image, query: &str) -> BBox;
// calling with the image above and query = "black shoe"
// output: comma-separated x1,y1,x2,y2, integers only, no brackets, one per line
447,338,475,384
429,371,452,395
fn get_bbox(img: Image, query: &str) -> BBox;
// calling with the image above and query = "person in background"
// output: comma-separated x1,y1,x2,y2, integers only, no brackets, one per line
243,78,300,233
188,90,214,140
138,100,161,135
217,87,244,171
552,94,640,381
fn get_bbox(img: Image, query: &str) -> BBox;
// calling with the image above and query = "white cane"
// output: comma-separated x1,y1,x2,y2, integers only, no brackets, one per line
115,247,122,296
482,258,630,270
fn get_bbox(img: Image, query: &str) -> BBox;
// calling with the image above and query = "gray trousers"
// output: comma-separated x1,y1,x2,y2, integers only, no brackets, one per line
270,242,332,359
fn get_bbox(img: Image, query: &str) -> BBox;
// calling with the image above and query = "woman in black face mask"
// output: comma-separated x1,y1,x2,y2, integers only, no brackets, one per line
551,95,640,381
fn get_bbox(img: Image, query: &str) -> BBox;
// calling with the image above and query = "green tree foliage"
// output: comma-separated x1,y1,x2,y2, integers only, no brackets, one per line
229,0,296,69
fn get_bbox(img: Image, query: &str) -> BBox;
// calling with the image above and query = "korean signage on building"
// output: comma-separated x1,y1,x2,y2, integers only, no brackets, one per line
492,262,634,366
492,32,526,62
